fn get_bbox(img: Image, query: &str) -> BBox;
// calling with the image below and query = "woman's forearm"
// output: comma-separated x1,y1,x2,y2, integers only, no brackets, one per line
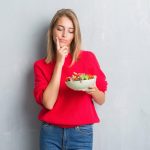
42,63,62,110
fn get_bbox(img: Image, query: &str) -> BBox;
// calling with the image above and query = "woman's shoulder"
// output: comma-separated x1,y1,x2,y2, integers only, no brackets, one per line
80,50,96,58
33,58,46,66
33,57,52,70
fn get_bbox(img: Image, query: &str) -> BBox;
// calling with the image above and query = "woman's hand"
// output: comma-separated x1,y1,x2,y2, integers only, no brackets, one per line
82,84,105,105
56,37,69,66
83,84,98,95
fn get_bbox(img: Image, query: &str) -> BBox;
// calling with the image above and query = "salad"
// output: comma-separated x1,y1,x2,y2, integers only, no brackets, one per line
66,72,94,82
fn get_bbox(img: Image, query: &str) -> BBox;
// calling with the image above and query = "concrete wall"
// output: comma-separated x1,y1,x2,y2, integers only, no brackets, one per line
0,0,150,149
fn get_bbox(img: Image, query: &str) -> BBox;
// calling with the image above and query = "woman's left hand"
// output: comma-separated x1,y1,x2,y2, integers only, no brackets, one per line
81,84,105,105
82,84,98,95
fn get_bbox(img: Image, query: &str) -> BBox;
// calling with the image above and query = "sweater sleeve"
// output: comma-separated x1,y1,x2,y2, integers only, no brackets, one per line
89,51,108,92
33,61,48,106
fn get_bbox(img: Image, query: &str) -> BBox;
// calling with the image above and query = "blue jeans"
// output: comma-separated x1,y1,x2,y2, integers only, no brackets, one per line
40,122,93,150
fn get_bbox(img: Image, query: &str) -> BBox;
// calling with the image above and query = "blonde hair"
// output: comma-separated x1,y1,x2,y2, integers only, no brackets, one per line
45,9,82,66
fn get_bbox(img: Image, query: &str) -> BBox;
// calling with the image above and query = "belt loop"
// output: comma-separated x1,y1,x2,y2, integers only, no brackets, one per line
75,126,79,130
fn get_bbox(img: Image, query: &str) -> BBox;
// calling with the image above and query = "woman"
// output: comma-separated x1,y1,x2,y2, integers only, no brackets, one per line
33,8,107,150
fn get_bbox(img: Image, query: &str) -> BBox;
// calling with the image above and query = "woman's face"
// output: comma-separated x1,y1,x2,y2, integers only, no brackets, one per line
53,16,74,49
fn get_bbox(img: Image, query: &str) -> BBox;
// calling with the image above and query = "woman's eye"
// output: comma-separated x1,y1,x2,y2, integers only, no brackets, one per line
69,30,74,33
56,27,74,33
57,28,63,31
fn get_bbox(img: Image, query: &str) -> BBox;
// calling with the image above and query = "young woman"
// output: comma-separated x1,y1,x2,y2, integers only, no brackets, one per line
33,8,107,150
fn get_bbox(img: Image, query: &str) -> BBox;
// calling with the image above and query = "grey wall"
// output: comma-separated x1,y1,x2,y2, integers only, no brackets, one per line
0,0,150,150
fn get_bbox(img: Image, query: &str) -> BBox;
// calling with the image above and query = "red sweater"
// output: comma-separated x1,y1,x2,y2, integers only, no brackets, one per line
33,50,107,127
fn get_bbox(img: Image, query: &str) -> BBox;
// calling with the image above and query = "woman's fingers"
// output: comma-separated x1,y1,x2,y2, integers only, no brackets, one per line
56,37,69,65
56,37,60,50
86,88,96,93
81,84,97,94
56,37,68,52
59,46,69,55
59,46,68,51
56,37,69,55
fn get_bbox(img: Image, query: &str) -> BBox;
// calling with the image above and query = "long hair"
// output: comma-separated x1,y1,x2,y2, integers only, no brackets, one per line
45,9,82,66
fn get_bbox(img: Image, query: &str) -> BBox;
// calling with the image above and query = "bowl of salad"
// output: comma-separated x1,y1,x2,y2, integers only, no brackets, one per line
65,72,96,91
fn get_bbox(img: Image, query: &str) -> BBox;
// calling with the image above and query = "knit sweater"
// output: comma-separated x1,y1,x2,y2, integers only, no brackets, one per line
33,50,107,127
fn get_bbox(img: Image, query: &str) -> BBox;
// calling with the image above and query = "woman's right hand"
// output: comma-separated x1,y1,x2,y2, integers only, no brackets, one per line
56,37,69,66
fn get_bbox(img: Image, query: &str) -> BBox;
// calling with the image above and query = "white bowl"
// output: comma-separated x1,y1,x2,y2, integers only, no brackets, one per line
65,76,96,91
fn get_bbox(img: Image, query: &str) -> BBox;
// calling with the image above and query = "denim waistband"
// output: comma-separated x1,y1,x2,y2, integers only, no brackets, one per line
41,121,93,129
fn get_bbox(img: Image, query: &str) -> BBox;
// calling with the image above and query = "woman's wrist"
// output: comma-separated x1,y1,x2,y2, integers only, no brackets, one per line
91,89,105,105
55,61,63,68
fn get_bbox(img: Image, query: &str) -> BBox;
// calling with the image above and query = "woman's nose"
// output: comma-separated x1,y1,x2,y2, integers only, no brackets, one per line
62,30,67,37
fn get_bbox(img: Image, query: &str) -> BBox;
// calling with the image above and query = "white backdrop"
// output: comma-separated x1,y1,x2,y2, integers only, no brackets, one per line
0,0,150,150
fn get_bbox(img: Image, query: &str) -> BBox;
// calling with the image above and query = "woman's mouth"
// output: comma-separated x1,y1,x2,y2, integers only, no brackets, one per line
59,39,68,43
